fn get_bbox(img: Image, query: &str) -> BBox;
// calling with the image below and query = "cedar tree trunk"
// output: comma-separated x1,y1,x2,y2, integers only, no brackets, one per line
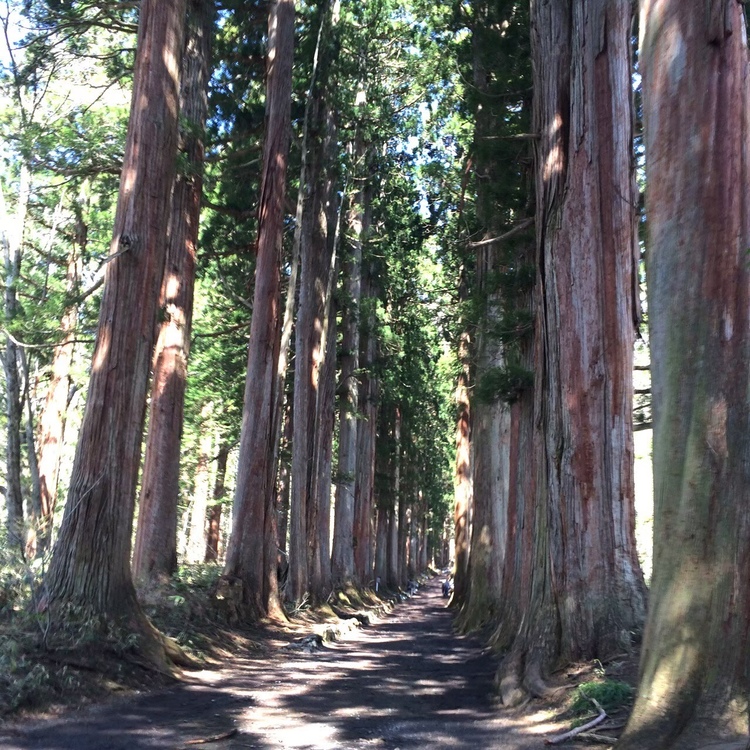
619,3,750,747
499,0,646,701
1,168,29,555
133,0,213,584
331,148,368,589
44,0,187,666
451,325,472,608
222,0,295,621
289,0,338,602
353,265,378,584
205,441,228,562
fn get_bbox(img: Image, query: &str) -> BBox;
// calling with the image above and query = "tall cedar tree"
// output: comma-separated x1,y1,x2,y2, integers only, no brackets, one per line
1,168,28,553
43,0,189,667
307,111,341,600
451,308,472,608
353,262,378,583
497,0,647,703
331,137,369,589
133,0,214,584
222,0,295,620
457,0,515,631
289,0,339,604
619,2,750,747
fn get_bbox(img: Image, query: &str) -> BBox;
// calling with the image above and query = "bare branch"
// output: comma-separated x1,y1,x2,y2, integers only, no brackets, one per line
468,218,534,248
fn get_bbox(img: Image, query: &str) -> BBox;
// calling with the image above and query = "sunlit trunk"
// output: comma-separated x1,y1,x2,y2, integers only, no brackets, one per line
133,0,213,584
499,0,646,703
223,0,295,621
185,406,214,564
332,140,369,589
44,0,187,667
1,166,29,555
620,4,750,747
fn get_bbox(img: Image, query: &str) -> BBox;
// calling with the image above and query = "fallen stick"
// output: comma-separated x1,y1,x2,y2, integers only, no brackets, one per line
182,728,238,746
545,696,607,745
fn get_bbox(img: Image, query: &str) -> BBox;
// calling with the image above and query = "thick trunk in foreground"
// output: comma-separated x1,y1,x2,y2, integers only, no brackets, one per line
133,0,213,584
619,4,750,748
499,0,646,702
44,0,187,666
222,0,295,621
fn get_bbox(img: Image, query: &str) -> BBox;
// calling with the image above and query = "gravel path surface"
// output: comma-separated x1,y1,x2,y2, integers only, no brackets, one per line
0,579,564,749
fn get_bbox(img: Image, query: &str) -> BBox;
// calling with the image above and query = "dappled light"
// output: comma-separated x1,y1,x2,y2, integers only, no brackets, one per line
0,581,571,749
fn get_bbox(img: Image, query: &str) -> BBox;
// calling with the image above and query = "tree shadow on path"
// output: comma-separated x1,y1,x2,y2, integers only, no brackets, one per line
0,579,563,749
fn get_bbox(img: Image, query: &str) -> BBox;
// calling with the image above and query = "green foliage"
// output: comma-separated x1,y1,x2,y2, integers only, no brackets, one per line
492,308,534,346
475,361,533,405
570,679,634,718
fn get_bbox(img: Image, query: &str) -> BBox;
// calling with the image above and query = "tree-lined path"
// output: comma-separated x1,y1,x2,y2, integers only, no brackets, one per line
0,580,564,749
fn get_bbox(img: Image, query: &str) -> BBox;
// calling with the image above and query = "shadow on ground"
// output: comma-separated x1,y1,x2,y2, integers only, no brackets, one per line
0,580,564,749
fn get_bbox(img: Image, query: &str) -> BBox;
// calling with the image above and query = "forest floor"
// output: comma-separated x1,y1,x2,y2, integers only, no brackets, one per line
0,577,635,749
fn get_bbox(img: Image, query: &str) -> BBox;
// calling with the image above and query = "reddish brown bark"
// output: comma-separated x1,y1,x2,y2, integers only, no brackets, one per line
222,0,295,621
308,100,341,602
205,442,229,563
619,3,750,747
498,0,646,702
133,0,213,583
451,327,472,608
331,143,369,589
289,4,338,601
353,267,378,584
44,0,186,660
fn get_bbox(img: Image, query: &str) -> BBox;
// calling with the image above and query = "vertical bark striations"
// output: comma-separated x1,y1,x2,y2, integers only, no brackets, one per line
499,0,647,702
133,0,214,584
222,0,295,620
620,3,750,747
44,0,186,655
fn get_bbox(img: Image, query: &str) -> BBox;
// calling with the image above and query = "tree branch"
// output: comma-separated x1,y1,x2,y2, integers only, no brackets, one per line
546,696,607,745
468,218,534,248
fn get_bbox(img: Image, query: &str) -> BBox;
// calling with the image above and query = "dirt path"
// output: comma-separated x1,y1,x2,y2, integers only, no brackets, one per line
0,579,565,749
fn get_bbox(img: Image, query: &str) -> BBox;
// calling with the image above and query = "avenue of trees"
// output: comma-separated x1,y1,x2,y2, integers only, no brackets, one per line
1,0,749,747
